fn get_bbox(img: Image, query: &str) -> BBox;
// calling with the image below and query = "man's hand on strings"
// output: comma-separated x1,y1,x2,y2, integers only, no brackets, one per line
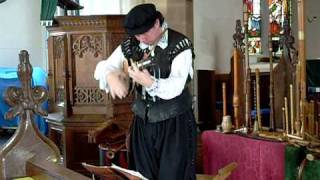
128,63,154,88
106,70,129,99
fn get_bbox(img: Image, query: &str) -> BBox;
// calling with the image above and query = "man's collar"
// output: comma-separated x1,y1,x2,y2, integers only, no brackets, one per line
139,21,168,50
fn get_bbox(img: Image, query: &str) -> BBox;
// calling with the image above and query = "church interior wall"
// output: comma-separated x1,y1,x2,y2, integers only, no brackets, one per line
0,0,45,69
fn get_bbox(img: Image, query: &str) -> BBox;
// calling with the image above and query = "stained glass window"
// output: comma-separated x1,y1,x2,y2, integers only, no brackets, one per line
269,0,290,55
244,0,262,55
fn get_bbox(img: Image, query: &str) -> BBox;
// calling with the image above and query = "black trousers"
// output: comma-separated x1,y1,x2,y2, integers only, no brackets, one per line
128,109,197,180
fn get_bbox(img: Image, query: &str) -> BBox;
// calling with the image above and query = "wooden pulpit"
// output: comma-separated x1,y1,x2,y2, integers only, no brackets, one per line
45,15,133,174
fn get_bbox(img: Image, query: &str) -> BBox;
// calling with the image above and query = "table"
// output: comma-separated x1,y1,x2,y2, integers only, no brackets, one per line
201,130,320,180
202,131,286,180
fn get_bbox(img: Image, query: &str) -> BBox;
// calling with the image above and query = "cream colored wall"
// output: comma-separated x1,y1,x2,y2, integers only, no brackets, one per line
0,0,45,68
1,1,318,70
193,0,320,72
135,0,191,38
166,0,188,36
193,0,242,73
305,0,320,59
0,0,191,69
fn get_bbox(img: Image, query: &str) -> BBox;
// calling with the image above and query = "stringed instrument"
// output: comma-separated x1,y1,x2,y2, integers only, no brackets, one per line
122,56,157,96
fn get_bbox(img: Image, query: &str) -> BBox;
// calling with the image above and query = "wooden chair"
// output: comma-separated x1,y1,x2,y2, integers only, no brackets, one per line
0,50,89,179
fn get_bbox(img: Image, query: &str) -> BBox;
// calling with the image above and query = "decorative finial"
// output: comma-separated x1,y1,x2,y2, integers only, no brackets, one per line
233,19,245,49
4,50,48,120
280,18,297,64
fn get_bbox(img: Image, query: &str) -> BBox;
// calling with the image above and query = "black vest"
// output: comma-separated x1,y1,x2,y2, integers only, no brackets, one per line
121,29,194,122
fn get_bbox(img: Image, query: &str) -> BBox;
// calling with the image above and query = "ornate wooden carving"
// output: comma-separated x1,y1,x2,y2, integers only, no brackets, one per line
46,15,131,174
72,35,103,58
47,17,127,118
233,20,245,50
280,19,298,65
232,20,245,128
48,35,69,114
59,19,107,27
53,15,124,30
0,50,61,179
54,36,64,60
74,87,107,105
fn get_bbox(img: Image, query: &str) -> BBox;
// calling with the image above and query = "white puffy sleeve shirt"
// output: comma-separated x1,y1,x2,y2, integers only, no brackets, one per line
94,43,193,100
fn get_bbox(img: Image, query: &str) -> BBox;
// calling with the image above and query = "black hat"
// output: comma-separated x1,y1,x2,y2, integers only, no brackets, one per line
123,3,161,36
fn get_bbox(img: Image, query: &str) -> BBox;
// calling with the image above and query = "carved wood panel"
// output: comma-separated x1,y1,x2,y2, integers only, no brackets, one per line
74,87,106,105
70,33,112,115
46,15,131,175
72,34,105,88
48,35,69,115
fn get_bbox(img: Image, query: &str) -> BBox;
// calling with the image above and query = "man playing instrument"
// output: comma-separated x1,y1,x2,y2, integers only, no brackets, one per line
94,3,196,180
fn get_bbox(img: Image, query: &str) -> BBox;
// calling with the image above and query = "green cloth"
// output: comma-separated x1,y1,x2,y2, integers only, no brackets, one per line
40,0,58,21
285,145,320,180
285,145,305,180
302,156,320,179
